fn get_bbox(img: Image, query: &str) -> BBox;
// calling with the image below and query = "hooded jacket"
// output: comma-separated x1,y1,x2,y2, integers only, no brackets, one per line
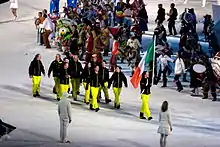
100,67,109,83
108,72,128,88
48,60,63,77
140,77,151,95
88,71,104,88
59,68,70,85
29,60,45,76
68,60,83,78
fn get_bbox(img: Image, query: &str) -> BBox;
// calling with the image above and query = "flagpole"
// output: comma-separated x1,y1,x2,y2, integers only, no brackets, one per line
152,35,156,85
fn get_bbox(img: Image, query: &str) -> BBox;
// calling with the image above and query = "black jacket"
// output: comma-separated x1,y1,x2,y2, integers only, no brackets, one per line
81,67,91,83
90,61,101,70
140,78,151,95
108,72,128,88
48,60,63,77
59,68,70,85
88,71,103,88
68,60,83,78
29,60,45,76
100,67,109,83
156,8,165,21
168,8,178,21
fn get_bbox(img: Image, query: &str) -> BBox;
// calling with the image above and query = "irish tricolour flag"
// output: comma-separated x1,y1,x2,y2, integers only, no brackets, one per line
130,40,155,88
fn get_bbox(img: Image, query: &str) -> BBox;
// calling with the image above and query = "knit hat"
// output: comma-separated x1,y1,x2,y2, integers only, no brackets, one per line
62,92,69,99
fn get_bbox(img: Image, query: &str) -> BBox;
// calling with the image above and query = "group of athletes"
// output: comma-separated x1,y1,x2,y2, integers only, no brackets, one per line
28,52,130,112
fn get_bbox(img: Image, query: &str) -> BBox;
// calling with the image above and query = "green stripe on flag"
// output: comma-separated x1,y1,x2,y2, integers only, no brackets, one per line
145,41,155,64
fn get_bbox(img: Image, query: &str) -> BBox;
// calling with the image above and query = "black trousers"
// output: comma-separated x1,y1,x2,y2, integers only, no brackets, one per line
156,66,168,86
168,20,177,35
203,84,216,98
174,75,183,90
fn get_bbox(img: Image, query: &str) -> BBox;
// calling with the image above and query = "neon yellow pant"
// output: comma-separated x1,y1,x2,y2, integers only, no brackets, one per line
58,84,69,98
32,76,41,95
91,87,99,109
98,82,109,99
71,78,80,98
83,82,90,103
54,77,60,93
113,87,122,106
140,94,152,118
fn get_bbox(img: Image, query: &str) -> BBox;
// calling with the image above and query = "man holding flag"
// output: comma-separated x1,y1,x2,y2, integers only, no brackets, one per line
130,38,155,120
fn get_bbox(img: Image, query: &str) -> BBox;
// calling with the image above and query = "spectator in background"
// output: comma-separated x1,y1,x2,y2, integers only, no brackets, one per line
9,0,18,20
42,15,54,48
43,9,48,18
167,3,178,36
35,12,45,45
137,4,148,32
155,4,165,25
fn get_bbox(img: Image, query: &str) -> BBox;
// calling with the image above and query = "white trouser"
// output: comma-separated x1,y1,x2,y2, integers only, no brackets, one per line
60,118,69,142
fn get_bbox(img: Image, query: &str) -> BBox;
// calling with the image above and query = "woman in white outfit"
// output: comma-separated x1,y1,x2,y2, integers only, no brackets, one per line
158,101,172,147
174,52,185,92
10,0,18,20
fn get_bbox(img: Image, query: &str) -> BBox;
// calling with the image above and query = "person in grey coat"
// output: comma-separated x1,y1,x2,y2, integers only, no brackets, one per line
158,101,172,147
58,92,72,143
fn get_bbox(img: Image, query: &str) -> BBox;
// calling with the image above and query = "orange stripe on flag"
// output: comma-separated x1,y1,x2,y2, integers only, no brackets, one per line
130,67,142,89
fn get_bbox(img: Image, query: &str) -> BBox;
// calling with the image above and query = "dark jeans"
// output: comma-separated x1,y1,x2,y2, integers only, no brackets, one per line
174,75,183,90
203,84,216,98
168,20,177,35
156,66,168,87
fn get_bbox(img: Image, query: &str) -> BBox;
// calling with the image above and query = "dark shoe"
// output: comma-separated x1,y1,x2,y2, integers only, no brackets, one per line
116,105,120,109
148,117,153,121
95,108,100,112
202,96,208,99
36,92,40,97
74,98,77,101
68,88,71,94
139,112,146,119
161,85,167,88
105,99,112,104
212,98,217,101
86,102,89,105
57,98,60,101
90,104,95,110
183,79,189,82
114,103,117,108
178,88,183,92
33,94,37,97
53,87,57,94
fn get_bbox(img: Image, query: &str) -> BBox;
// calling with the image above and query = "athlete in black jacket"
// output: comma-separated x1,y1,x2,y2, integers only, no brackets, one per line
87,65,103,112
57,62,70,100
108,66,127,109
68,54,83,100
139,71,153,120
48,54,62,94
28,54,45,97
81,62,92,104
99,60,111,104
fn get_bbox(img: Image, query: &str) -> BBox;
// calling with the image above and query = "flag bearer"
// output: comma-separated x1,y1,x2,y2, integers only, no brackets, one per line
87,65,103,112
29,54,45,97
108,66,128,109
139,71,153,121
48,54,63,96
81,62,92,104
99,60,111,104
68,54,83,101
58,62,70,101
